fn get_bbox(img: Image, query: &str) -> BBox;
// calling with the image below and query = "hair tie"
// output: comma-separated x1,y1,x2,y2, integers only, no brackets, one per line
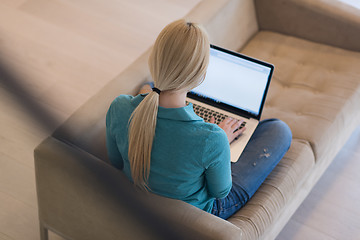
152,87,161,95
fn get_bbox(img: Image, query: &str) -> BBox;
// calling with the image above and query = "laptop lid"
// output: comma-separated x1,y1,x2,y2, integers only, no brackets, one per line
187,45,274,120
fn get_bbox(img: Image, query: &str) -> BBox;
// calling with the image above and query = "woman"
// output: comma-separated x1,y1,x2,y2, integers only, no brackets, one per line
106,19,292,219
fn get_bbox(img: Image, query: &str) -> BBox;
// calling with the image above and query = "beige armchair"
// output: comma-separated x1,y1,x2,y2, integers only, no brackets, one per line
34,0,360,239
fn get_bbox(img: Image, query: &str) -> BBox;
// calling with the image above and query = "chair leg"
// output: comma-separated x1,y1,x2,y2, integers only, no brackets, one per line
39,222,49,240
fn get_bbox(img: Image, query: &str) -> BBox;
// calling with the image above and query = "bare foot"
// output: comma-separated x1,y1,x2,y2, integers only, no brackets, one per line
138,83,152,95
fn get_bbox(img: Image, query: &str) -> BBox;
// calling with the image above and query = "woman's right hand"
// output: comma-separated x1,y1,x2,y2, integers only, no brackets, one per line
210,117,246,143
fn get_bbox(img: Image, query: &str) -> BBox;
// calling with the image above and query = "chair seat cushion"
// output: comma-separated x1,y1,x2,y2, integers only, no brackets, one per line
241,31,360,160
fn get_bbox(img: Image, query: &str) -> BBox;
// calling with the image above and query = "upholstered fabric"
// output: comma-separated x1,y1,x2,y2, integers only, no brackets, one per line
255,0,360,51
241,31,360,160
187,0,258,51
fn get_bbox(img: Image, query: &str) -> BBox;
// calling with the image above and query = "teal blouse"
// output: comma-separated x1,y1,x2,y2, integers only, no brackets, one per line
106,94,232,213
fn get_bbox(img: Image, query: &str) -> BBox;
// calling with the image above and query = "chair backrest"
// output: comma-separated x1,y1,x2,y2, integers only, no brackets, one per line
187,0,259,51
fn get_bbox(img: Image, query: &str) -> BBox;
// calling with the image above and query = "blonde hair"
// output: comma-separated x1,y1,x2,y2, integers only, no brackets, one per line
128,19,210,190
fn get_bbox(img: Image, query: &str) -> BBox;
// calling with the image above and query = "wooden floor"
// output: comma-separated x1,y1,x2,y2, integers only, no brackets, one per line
0,1,359,240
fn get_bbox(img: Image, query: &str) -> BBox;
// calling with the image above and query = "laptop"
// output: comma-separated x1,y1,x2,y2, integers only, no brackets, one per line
186,44,274,162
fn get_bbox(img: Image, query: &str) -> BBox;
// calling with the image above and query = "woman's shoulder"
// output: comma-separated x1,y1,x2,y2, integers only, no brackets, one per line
194,121,228,145
111,94,134,106
107,95,130,115
107,94,142,122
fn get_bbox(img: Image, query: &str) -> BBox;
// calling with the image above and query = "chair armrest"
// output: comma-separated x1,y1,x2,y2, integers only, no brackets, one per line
34,137,242,240
255,0,360,51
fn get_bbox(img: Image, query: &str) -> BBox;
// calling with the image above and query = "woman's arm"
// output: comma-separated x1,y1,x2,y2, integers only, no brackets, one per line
204,129,232,199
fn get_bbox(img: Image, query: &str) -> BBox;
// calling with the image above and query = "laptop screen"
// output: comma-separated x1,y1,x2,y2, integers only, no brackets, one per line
188,45,274,119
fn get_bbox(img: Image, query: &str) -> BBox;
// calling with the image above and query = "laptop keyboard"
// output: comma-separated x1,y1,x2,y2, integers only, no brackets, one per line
189,102,246,129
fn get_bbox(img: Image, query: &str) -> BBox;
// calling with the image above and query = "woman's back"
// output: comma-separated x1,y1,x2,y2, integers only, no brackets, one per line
106,94,232,212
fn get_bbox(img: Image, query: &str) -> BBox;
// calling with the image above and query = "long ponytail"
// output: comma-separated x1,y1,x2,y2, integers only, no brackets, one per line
128,91,159,190
128,19,210,190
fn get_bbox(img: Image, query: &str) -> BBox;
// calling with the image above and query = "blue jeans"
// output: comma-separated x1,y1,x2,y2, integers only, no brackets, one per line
211,119,292,219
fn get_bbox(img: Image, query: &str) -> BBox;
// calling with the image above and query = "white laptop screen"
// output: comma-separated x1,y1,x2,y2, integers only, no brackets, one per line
189,46,273,118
